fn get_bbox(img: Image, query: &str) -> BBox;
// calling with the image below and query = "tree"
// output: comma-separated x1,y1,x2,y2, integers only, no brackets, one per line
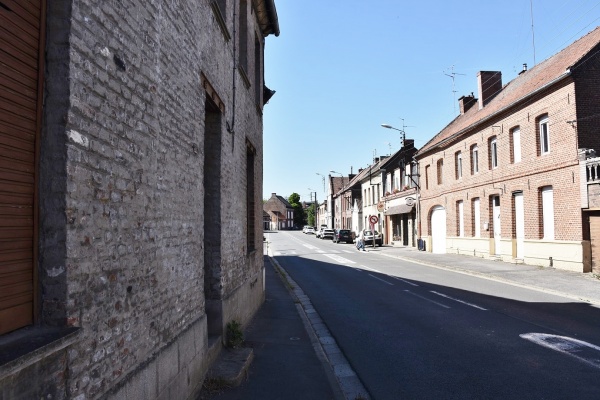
288,192,305,228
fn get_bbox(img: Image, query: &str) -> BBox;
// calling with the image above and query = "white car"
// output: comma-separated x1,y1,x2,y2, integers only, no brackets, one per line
305,226,315,234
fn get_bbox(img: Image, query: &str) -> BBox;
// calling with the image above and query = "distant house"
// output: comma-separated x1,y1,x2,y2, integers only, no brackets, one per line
264,193,295,230
415,27,600,272
263,211,272,231
380,140,419,246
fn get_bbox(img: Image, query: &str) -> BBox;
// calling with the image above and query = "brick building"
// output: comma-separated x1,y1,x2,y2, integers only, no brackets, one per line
263,192,294,230
0,1,279,399
415,27,600,272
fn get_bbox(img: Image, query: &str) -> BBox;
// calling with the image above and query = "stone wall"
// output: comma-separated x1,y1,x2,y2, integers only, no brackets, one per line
0,1,275,399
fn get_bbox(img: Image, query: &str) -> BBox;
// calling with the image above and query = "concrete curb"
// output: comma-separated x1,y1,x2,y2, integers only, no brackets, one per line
268,256,370,400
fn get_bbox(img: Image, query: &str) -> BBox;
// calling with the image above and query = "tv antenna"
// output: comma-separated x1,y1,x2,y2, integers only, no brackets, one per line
444,65,466,115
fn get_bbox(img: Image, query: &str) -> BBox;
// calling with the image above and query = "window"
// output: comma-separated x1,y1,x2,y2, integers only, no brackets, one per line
511,127,521,163
539,115,550,155
437,159,443,185
425,165,430,189
472,198,481,237
455,151,462,179
489,136,498,169
541,186,554,240
457,200,464,237
471,145,479,174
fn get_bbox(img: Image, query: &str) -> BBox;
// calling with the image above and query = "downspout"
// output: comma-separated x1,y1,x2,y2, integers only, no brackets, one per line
227,1,237,146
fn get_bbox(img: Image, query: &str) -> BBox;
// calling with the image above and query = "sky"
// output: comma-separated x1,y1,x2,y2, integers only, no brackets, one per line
262,0,600,202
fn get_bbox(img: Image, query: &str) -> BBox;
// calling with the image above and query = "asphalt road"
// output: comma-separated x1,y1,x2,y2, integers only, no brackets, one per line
267,230,600,400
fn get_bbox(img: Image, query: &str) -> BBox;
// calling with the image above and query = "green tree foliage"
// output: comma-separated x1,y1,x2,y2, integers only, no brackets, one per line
288,192,305,228
307,206,315,226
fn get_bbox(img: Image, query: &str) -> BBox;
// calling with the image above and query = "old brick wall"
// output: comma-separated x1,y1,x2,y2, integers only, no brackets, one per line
573,43,600,152
31,0,269,398
418,82,584,267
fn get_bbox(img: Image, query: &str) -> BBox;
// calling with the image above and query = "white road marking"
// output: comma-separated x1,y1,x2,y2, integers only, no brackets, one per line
430,291,487,310
357,265,379,273
303,244,318,250
405,290,451,309
273,250,297,256
393,277,419,287
520,333,600,370
324,254,355,264
368,274,394,285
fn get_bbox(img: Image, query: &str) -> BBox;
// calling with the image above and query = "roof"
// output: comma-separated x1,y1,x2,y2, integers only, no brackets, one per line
253,0,280,37
417,26,600,156
331,176,349,194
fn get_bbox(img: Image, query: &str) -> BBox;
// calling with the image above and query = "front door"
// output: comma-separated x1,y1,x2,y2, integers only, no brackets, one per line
514,193,524,259
431,206,446,254
493,196,501,255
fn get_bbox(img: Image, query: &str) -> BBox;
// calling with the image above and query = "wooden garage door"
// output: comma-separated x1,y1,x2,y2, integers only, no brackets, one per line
590,215,600,274
0,0,44,334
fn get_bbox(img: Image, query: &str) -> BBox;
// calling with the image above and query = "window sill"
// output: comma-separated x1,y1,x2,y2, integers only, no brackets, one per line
0,326,81,380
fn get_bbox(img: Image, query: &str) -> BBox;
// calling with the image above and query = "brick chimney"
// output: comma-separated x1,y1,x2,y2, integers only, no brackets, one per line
477,71,502,109
458,93,476,114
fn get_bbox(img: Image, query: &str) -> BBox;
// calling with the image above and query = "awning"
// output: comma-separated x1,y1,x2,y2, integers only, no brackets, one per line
384,204,414,215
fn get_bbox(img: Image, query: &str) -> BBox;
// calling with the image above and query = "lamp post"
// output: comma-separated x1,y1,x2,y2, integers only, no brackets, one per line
382,123,422,248
381,123,406,148
316,172,328,227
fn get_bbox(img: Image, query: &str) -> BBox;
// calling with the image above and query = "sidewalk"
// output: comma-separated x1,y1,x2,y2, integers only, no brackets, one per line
365,243,600,305
199,256,342,400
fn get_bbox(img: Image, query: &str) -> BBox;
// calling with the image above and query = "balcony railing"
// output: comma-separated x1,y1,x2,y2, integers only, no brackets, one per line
586,157,600,182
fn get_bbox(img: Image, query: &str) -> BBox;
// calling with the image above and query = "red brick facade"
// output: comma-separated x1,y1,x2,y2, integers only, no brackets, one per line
416,28,600,272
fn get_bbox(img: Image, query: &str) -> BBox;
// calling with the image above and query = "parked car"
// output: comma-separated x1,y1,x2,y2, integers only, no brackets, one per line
333,229,354,244
321,228,335,240
316,226,327,238
362,230,383,246
305,226,315,234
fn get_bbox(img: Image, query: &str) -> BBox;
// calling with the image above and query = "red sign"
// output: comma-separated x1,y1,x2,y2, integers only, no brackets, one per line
369,215,379,224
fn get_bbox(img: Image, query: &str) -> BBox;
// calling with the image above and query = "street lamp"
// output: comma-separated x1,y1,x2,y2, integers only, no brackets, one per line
315,172,326,193
381,123,405,147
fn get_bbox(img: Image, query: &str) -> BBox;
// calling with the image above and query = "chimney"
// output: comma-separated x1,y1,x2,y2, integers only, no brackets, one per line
477,71,502,109
519,63,527,75
458,93,477,114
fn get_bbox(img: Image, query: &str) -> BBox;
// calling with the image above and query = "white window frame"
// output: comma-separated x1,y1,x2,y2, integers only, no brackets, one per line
490,137,498,169
512,127,521,163
458,200,464,237
472,145,479,174
473,198,481,238
539,116,550,155
456,151,462,179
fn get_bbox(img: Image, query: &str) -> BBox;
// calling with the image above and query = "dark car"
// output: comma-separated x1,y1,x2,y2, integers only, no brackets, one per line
333,229,354,244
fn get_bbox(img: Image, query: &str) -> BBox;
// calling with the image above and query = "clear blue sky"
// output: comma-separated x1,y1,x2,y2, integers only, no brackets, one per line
262,1,600,202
